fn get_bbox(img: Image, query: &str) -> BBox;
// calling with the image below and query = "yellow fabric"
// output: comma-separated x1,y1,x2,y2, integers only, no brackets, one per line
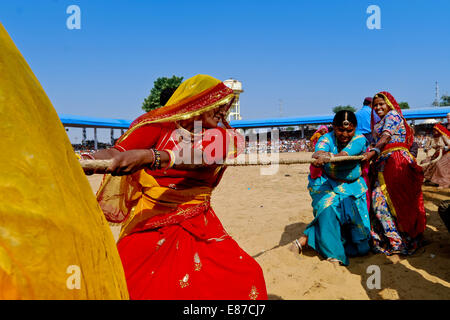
116,170,212,240
0,23,128,299
310,132,322,143
165,74,221,106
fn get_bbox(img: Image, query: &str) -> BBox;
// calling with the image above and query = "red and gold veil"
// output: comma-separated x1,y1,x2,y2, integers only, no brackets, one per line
117,74,235,143
434,122,450,139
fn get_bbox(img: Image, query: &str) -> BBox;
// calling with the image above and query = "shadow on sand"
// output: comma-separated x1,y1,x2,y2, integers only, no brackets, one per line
280,200,450,299
252,222,308,259
345,203,450,300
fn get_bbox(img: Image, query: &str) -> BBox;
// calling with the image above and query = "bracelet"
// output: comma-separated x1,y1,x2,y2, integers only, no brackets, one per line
153,150,161,170
370,147,381,156
149,149,156,167
81,153,94,160
163,149,176,169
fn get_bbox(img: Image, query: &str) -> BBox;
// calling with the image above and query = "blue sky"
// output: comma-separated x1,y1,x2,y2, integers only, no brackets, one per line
1,0,449,142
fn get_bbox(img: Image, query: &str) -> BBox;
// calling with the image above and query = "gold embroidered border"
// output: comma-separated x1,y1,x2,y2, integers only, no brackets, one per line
381,146,414,159
322,193,337,210
378,171,397,218
435,124,450,139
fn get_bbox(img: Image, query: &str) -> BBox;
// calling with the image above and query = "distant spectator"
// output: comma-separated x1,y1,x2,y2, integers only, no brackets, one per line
409,126,419,158
356,97,380,145
410,141,419,158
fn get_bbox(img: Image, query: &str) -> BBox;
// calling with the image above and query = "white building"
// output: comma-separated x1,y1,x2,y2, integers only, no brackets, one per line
223,78,243,121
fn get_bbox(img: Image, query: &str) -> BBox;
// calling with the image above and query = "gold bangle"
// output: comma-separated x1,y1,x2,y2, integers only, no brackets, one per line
164,149,176,169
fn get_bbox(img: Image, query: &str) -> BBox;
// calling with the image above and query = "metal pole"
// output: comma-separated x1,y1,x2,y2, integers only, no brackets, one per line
94,128,98,150
82,127,87,147
110,128,114,145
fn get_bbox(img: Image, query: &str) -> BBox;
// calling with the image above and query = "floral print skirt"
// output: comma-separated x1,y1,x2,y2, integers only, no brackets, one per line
370,181,423,255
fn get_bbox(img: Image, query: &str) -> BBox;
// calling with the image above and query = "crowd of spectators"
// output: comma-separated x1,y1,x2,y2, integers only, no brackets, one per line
244,138,311,154
242,124,438,154
414,135,432,149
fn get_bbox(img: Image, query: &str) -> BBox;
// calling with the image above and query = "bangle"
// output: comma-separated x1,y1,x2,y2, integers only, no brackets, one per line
370,147,381,156
81,153,94,160
153,150,161,170
149,149,156,167
164,149,176,169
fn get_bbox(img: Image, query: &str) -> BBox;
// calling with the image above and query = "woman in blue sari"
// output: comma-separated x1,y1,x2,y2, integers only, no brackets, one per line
290,111,371,266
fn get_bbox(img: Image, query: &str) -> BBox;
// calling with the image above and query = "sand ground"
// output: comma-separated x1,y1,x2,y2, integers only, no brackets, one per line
87,150,450,300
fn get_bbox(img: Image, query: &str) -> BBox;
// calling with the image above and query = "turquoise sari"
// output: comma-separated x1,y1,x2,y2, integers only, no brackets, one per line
304,132,370,265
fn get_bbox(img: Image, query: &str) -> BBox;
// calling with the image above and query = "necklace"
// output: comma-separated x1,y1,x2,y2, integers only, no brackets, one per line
175,122,204,143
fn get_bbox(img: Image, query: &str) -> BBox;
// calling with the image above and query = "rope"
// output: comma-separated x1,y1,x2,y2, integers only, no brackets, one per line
225,155,364,166
80,155,434,175
79,155,365,171
80,160,113,171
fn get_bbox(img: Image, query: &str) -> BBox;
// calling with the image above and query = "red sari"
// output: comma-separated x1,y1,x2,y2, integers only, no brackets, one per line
104,122,267,300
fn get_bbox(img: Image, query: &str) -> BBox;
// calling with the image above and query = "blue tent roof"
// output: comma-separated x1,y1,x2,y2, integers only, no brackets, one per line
59,114,132,129
59,106,450,129
229,107,450,128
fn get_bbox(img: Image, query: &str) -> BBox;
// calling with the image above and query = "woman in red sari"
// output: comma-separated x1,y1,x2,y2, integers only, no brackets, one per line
363,91,426,255
89,74,267,300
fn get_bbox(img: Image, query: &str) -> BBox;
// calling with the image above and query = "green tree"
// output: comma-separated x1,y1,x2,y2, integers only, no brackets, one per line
332,105,356,113
399,102,410,109
440,95,450,106
142,75,184,112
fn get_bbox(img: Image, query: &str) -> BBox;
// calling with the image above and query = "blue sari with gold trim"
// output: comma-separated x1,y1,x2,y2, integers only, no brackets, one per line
304,132,370,265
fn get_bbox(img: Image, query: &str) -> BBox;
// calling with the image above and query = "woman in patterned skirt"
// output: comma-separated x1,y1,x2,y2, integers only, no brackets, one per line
363,91,427,255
